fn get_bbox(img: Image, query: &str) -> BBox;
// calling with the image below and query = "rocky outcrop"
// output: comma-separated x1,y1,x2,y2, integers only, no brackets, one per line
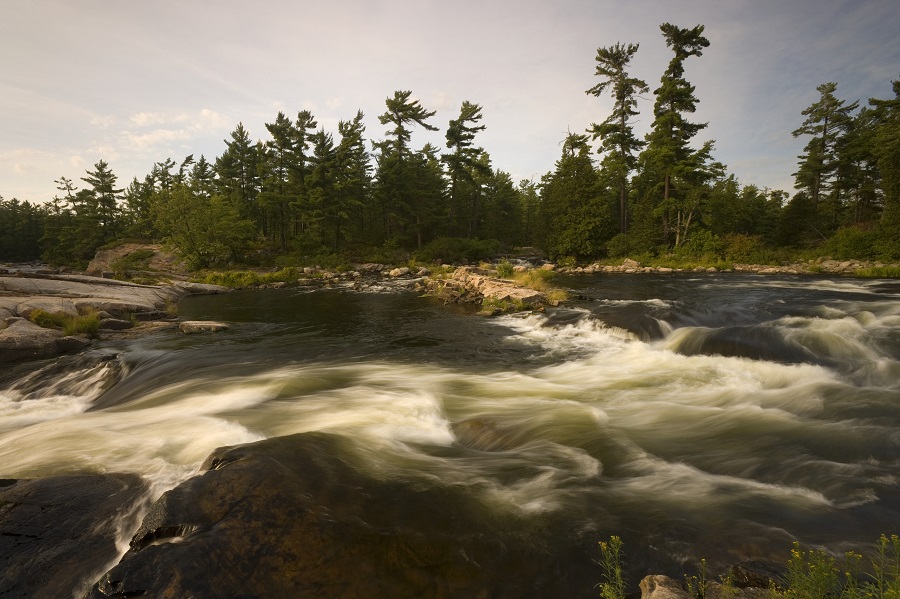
421,266,548,311
0,474,149,599
85,243,185,278
0,273,231,363
638,575,772,599
84,432,592,599
0,318,91,363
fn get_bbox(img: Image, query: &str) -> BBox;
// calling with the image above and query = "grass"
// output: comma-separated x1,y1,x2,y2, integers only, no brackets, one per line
29,308,101,338
596,534,900,599
855,266,900,278
194,267,306,288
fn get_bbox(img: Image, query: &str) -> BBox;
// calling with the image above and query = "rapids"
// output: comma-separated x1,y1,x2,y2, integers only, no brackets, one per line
1,273,899,592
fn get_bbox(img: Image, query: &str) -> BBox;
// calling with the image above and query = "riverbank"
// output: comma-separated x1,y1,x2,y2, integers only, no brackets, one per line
0,272,230,363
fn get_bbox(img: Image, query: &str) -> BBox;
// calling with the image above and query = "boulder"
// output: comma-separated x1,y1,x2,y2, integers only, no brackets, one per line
389,267,411,277
0,474,149,599
179,321,229,334
85,432,592,599
0,318,90,363
640,575,691,599
622,258,641,268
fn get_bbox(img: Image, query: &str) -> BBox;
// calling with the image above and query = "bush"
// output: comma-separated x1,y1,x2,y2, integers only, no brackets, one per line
606,234,630,258
415,237,501,264
496,259,515,278
825,227,881,261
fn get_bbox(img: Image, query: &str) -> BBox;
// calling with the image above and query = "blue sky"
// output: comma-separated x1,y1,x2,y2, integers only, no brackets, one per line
2,0,898,203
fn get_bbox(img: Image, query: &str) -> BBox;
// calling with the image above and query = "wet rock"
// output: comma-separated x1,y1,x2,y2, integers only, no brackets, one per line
0,318,90,363
98,318,134,331
179,321,229,334
85,432,590,599
0,474,148,599
729,560,787,590
640,575,691,598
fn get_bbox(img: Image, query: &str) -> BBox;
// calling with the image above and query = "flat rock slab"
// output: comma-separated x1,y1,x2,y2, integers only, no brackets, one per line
0,474,149,599
179,321,229,334
0,273,232,363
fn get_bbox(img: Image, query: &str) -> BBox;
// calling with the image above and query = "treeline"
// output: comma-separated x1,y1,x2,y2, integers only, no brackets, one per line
2,22,899,268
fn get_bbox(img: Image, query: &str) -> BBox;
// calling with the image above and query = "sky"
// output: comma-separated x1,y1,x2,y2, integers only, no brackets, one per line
2,0,899,204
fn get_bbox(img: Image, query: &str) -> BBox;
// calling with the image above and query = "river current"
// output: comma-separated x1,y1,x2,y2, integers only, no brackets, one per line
2,273,899,591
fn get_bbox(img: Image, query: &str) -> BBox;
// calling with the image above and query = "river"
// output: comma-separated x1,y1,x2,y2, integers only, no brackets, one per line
2,273,899,593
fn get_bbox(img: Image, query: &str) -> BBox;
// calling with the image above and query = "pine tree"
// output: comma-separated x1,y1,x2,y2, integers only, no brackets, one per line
215,123,261,219
374,91,439,243
792,82,859,213
638,23,711,248
443,101,488,236
586,42,648,234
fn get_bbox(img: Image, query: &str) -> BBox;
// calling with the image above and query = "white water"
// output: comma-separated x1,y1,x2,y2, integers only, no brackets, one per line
1,274,898,583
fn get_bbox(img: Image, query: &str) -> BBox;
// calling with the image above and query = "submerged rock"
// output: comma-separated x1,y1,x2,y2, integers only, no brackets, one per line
85,432,596,598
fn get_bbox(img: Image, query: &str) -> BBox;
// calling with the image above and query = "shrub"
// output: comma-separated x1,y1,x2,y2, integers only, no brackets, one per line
496,259,515,278
415,237,502,264
606,233,630,258
825,227,881,261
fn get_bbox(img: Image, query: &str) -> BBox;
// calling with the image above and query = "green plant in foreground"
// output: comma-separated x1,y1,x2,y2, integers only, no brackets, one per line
597,535,900,598
597,535,626,599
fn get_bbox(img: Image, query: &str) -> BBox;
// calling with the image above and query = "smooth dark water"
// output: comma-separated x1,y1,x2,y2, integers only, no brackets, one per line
2,273,899,593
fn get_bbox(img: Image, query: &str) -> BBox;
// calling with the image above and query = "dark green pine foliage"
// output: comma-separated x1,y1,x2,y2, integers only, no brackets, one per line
215,123,261,220
259,111,299,248
334,111,372,250
406,143,447,249
0,196,44,261
637,23,711,249
477,168,523,246
793,83,859,234
303,129,338,250
121,175,156,240
586,42,648,235
539,133,610,259
869,80,900,256
287,110,319,242
374,91,439,243
443,101,488,237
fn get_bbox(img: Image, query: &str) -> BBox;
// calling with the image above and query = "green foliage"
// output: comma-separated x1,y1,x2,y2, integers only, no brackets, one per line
855,266,900,278
606,234,630,258
153,184,257,269
684,558,709,598
62,312,101,337
676,229,722,261
29,309,100,338
496,259,515,278
597,535,626,599
110,248,156,277
196,267,303,289
415,237,501,264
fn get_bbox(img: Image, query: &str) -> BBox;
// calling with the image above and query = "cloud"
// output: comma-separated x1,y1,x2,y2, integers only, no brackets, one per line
122,109,232,152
